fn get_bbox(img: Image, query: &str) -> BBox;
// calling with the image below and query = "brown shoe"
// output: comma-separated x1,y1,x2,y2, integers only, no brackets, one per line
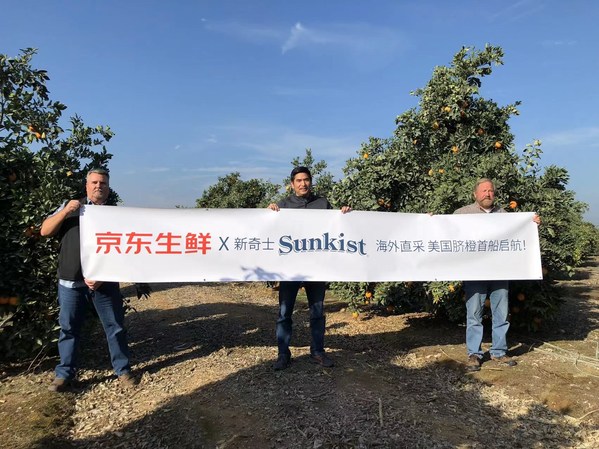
48,377,70,392
491,355,517,367
466,355,482,372
118,373,138,388
310,353,334,367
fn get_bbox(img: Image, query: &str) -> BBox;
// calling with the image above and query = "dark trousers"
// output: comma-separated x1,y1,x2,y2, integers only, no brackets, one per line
276,281,326,357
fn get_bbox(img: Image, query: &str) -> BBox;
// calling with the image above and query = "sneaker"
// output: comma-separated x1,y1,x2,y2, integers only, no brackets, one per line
118,373,138,388
310,353,334,368
491,355,517,367
273,354,291,371
465,355,482,372
48,377,70,392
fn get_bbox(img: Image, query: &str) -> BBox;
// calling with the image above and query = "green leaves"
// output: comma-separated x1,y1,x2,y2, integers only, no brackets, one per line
196,172,279,209
1,49,117,360
195,149,337,209
329,44,599,330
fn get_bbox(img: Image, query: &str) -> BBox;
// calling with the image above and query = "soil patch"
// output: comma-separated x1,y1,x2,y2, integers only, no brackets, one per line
1,260,599,448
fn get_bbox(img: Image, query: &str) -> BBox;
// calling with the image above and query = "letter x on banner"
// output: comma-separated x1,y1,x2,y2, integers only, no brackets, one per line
80,206,542,283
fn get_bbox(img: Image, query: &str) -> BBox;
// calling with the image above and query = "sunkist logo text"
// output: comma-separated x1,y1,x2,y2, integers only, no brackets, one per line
278,232,367,256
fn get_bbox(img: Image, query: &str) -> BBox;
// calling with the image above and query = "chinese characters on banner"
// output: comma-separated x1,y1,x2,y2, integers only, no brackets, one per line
80,207,542,283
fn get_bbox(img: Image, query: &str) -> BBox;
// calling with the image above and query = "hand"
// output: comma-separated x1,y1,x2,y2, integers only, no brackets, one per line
41,199,82,237
533,214,541,225
135,283,152,299
267,203,280,212
64,199,81,215
341,206,352,214
84,279,103,291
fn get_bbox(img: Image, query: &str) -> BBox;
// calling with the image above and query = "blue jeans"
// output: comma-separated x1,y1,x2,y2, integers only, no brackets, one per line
276,281,326,357
55,282,131,380
464,280,510,358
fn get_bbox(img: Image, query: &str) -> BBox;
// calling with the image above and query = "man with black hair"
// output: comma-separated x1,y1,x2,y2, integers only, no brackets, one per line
267,166,351,370
41,168,136,391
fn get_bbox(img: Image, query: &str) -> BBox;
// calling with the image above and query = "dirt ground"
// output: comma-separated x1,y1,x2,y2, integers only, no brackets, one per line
1,259,598,449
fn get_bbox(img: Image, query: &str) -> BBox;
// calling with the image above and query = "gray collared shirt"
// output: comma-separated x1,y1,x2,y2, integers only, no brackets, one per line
453,202,506,215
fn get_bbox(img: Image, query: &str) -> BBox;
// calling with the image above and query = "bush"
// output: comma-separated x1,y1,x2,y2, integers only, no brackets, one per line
1,49,115,359
195,148,336,208
196,172,279,208
330,45,597,330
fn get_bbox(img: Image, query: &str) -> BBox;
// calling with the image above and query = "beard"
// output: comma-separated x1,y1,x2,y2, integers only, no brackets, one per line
479,197,494,208
90,190,108,203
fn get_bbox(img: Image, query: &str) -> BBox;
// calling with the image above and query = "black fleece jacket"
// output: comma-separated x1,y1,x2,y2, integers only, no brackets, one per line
277,193,332,210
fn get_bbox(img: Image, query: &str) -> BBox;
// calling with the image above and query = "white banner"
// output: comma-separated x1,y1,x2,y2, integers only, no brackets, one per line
80,206,542,283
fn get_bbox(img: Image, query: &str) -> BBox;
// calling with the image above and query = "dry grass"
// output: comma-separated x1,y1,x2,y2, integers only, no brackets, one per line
1,259,599,448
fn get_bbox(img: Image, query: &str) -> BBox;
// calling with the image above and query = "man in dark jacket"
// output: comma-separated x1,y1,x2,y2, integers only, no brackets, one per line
41,168,136,391
267,166,351,370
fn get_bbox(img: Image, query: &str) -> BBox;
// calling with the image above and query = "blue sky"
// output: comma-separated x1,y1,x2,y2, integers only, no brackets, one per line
2,0,598,224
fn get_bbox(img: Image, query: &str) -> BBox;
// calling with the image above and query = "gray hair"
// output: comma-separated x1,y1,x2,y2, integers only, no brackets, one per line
87,168,110,180
473,178,494,192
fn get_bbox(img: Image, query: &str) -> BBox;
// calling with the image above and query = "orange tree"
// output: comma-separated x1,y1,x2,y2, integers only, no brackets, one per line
195,149,335,207
196,172,279,208
285,149,336,200
330,45,597,330
1,49,115,359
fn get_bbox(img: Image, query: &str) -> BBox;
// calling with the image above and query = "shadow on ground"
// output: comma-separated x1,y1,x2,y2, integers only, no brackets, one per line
28,257,599,448
38,298,595,447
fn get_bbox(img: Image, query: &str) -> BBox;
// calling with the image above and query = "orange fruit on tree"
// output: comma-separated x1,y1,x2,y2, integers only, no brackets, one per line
352,311,359,319
494,141,503,149
484,298,491,308
428,169,434,176
448,284,455,292
517,292,526,302
509,200,517,209
451,145,459,154
365,291,373,299
432,121,440,130
363,153,369,159
477,128,485,136
512,306,520,314
438,168,444,174
443,106,451,113
377,198,385,206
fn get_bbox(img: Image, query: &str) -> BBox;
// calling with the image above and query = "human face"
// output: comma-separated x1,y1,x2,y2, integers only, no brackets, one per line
86,173,109,204
291,172,311,197
474,181,495,209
